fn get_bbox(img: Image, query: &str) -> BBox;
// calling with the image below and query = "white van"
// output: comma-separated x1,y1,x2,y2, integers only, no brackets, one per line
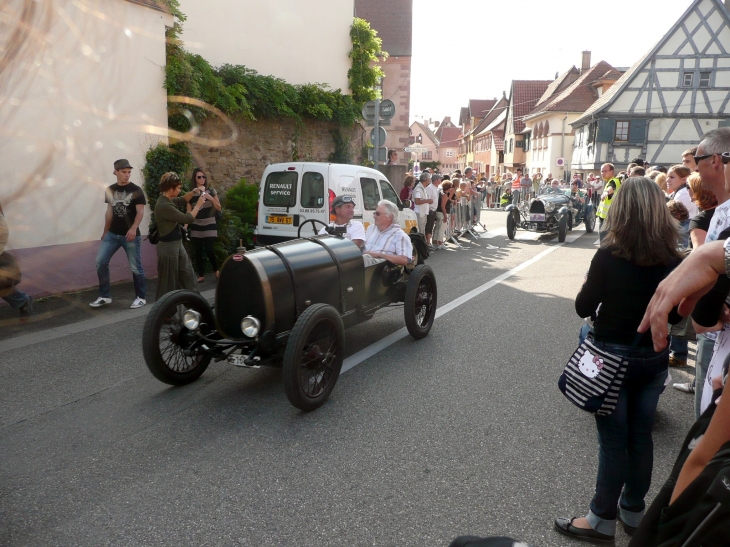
255,162,417,246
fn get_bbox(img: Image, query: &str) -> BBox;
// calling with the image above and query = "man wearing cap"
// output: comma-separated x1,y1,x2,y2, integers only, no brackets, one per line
90,159,147,309
318,195,365,248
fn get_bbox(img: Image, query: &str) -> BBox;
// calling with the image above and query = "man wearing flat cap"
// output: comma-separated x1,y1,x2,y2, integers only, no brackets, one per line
90,159,147,309
318,195,365,248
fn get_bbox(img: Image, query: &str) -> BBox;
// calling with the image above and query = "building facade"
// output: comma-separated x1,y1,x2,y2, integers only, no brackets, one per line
571,0,730,171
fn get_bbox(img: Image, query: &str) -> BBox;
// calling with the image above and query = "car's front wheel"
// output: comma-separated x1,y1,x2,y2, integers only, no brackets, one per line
506,211,517,240
283,304,344,411
142,290,214,385
558,215,567,243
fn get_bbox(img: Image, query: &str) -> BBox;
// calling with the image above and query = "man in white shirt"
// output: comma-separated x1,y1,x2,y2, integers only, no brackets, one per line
363,200,413,267
424,173,440,247
412,172,433,235
318,195,365,248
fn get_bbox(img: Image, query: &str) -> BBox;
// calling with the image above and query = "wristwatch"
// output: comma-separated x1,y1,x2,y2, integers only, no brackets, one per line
724,238,730,276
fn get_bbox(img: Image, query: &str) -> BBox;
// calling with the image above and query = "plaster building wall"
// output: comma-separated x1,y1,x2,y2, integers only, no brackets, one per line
1,0,172,298
178,0,353,91
526,113,579,178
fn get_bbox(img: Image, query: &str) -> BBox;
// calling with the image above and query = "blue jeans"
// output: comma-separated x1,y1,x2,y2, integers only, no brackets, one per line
695,333,714,419
2,289,30,309
669,336,688,360
96,232,146,299
586,341,669,535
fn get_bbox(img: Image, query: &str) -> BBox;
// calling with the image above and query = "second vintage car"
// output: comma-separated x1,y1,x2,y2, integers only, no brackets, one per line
505,189,596,242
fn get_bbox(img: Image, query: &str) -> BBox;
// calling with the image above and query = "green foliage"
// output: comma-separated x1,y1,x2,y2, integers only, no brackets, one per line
348,18,388,104
165,54,361,130
223,178,259,250
328,127,352,164
142,142,192,213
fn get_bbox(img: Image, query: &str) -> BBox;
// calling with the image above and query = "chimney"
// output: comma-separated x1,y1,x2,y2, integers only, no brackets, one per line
581,51,591,75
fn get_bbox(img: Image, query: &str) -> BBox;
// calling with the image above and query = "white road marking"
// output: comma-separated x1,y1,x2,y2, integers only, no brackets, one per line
341,242,570,373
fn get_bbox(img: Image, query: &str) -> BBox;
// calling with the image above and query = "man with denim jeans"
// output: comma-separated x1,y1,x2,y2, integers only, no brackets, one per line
91,159,147,309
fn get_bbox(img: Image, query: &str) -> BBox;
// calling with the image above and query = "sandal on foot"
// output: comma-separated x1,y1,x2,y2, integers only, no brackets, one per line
554,517,614,544
197,277,205,283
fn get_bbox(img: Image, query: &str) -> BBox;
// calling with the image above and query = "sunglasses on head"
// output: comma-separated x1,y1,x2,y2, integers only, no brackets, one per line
722,152,730,164
338,195,355,203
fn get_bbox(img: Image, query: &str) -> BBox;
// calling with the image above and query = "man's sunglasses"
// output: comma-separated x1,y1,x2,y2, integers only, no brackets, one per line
338,195,355,203
694,153,730,164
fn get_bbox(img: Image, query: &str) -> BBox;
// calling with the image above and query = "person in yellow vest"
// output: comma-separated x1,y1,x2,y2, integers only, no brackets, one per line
596,163,621,244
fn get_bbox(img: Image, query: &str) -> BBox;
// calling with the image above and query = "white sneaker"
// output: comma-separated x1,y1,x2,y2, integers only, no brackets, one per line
90,297,112,307
130,297,146,309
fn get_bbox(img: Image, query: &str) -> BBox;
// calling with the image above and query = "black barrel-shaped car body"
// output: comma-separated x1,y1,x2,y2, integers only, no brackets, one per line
215,236,367,340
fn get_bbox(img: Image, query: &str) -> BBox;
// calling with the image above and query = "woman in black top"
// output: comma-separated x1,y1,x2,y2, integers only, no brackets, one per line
187,168,222,283
555,178,683,544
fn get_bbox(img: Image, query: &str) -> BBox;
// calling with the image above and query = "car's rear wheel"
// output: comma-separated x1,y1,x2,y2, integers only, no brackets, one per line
404,265,437,339
142,290,214,385
585,209,596,233
506,211,517,240
567,212,573,231
283,304,344,411
558,215,567,243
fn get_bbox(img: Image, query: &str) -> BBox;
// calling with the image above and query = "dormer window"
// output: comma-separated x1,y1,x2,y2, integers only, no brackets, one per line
700,71,712,88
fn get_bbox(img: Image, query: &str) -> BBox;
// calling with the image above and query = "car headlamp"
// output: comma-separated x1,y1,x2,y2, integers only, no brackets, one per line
544,202,555,213
241,316,261,338
183,310,201,331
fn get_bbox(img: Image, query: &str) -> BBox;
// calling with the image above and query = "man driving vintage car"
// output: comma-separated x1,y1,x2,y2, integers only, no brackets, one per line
318,195,365,248
362,200,413,267
543,179,563,194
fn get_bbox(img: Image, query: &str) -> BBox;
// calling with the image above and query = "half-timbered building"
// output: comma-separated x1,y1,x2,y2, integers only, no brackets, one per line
571,0,730,170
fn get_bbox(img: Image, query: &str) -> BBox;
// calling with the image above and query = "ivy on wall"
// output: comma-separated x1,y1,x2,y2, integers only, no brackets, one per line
348,18,387,104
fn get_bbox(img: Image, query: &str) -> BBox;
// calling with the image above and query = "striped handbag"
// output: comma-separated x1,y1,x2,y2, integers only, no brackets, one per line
558,337,629,416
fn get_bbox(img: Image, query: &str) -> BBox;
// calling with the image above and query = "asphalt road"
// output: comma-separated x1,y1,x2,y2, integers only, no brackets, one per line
0,210,698,547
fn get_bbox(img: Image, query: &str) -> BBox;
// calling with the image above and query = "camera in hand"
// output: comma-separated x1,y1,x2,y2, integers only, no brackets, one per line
325,225,348,237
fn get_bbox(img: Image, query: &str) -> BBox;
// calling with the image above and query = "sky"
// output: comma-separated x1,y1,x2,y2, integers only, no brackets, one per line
409,0,699,125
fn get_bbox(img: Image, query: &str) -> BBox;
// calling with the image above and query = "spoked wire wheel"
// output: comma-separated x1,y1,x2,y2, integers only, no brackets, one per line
283,304,344,411
404,265,437,339
142,290,213,385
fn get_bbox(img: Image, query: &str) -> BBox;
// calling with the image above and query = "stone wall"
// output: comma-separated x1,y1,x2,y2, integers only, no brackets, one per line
186,117,367,190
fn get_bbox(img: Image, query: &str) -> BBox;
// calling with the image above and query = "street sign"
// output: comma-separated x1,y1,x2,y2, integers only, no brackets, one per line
368,147,387,162
362,101,376,121
365,119,390,127
556,157,565,167
370,127,387,146
379,99,395,120
404,144,428,154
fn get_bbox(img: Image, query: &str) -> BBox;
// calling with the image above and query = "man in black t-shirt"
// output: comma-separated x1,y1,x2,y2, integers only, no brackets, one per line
90,159,147,309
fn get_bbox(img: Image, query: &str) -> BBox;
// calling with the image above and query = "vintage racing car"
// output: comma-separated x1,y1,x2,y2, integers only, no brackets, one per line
504,190,596,242
142,226,436,411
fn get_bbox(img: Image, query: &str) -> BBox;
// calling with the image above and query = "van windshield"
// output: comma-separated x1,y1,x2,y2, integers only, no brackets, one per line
264,172,298,207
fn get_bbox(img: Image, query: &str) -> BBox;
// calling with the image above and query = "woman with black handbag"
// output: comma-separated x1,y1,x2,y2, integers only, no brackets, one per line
555,178,684,544
188,168,222,283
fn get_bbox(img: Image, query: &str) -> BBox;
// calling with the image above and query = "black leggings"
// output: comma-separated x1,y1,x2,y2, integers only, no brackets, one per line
192,237,218,277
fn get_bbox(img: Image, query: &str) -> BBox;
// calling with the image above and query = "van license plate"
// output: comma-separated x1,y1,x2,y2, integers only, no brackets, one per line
530,214,545,222
267,215,292,225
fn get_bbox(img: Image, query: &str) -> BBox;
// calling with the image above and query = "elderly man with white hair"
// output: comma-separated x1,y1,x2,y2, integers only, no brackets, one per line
362,200,413,267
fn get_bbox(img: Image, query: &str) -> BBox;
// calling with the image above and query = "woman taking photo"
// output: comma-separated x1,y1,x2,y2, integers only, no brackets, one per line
555,177,683,544
188,168,222,282
154,172,208,300
400,175,415,210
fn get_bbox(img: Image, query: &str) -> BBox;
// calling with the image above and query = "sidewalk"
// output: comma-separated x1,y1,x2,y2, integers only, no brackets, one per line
0,275,218,344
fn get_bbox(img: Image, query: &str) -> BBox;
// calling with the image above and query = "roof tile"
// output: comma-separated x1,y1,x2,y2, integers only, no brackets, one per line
511,80,552,133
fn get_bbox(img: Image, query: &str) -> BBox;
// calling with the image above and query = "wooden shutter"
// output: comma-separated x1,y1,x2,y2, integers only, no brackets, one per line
596,119,614,143
628,119,648,144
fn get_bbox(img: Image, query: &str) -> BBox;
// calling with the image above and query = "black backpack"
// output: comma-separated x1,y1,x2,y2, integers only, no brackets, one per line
629,396,730,547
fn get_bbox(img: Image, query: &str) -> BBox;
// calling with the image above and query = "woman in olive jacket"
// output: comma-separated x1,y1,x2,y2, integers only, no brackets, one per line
154,172,207,300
